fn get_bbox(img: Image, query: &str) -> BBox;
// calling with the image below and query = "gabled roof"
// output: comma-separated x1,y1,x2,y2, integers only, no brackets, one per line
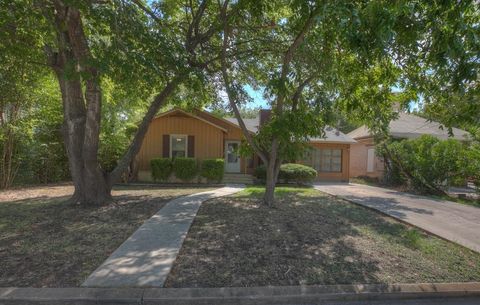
224,116,356,144
224,117,259,133
154,108,228,132
348,112,470,141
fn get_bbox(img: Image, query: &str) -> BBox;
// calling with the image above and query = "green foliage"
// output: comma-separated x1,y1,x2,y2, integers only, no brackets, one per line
254,163,317,185
461,143,480,192
172,158,197,182
382,135,468,193
254,165,268,181
200,159,224,183
280,163,318,185
150,158,173,182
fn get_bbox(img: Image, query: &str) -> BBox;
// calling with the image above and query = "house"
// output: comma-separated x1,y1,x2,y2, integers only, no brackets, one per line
135,108,356,183
348,112,471,178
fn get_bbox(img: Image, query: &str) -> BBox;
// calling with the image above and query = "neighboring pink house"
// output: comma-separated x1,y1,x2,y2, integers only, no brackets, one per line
348,112,471,178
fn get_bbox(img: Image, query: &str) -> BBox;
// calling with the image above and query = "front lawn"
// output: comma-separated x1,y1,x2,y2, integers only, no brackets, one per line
165,186,480,287
0,184,214,287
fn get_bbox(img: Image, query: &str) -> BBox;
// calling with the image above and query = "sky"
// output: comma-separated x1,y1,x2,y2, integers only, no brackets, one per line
244,85,420,112
244,85,268,108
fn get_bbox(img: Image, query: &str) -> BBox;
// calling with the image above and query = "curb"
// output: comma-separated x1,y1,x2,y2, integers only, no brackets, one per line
1,282,480,305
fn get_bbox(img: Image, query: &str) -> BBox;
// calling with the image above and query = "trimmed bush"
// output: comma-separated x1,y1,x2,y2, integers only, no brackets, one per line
173,158,197,182
253,163,317,185
150,158,173,182
279,163,317,184
254,165,267,180
200,159,225,183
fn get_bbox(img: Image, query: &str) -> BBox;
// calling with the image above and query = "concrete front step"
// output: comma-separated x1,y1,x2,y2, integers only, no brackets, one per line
223,173,254,184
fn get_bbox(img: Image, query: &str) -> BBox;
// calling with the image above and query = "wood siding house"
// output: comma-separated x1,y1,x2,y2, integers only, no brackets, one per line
136,108,356,183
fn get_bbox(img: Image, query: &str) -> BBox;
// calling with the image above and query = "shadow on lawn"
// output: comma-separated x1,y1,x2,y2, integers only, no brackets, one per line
165,191,426,288
0,192,179,287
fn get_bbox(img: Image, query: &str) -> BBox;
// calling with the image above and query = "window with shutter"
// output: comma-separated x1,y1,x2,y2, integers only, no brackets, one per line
170,135,187,158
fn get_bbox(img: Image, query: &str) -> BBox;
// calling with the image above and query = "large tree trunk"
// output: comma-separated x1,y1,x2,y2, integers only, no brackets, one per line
263,139,281,206
47,1,112,205
264,159,281,207
47,2,185,205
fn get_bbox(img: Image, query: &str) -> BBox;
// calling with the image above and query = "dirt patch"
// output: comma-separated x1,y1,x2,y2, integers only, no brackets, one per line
0,184,214,287
165,187,480,287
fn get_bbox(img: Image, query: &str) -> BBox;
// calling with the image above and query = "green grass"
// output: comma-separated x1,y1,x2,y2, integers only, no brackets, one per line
235,185,318,198
166,187,480,288
0,185,214,287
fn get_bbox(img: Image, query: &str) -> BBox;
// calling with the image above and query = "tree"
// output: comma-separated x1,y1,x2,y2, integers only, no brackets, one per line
0,2,53,188
10,0,226,205
217,0,479,206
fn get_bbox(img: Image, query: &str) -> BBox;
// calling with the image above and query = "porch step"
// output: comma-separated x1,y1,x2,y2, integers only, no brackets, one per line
223,173,254,184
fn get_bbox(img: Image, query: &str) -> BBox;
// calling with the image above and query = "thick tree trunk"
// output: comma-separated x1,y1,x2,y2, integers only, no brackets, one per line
263,139,281,206
54,65,112,205
47,1,112,205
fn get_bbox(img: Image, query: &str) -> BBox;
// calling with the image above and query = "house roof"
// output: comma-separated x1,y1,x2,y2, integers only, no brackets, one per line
347,112,470,141
224,116,356,144
154,108,228,132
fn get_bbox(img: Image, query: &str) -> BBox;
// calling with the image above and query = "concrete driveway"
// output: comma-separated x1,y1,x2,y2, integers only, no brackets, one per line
314,183,480,253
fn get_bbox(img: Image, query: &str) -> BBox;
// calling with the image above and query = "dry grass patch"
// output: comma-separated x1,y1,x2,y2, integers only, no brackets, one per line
0,184,214,287
166,186,480,287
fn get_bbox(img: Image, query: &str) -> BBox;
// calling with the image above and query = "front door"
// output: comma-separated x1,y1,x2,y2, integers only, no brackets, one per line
225,141,241,173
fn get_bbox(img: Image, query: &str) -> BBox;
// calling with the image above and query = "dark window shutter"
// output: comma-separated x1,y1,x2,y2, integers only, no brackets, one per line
162,135,170,158
187,135,195,158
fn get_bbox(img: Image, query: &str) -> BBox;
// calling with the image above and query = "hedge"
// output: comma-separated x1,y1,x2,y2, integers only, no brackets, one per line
254,163,317,185
150,158,173,182
172,157,198,182
280,163,317,184
200,159,225,183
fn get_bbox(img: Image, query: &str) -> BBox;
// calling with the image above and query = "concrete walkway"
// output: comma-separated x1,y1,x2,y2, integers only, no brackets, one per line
82,185,244,288
314,183,480,253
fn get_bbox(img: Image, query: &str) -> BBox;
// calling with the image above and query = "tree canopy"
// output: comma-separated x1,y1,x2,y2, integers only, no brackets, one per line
0,0,478,205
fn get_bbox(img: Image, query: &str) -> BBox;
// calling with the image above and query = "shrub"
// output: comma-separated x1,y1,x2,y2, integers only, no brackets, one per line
253,163,317,185
173,158,197,182
462,143,480,194
150,158,172,182
254,165,267,180
383,135,466,193
279,163,317,184
200,159,224,183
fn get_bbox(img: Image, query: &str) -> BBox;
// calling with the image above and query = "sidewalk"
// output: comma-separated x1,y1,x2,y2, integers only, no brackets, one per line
82,185,244,287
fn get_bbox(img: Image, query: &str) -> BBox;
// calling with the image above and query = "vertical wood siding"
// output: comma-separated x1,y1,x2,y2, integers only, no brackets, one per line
137,114,225,170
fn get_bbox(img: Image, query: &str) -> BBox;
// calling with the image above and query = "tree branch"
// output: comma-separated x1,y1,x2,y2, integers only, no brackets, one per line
130,0,162,24
275,7,320,114
108,75,184,186
218,1,268,163
291,75,315,111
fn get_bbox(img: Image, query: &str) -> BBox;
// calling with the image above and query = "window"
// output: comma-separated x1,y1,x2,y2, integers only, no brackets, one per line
170,135,187,158
367,148,375,172
304,148,342,172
